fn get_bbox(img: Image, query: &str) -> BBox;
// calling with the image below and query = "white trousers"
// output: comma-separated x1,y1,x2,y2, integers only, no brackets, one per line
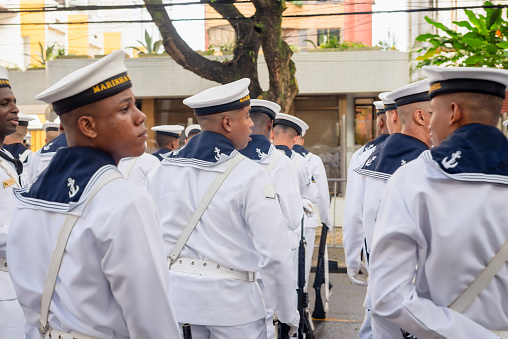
183,319,267,339
304,227,317,291
0,298,26,339
359,308,373,339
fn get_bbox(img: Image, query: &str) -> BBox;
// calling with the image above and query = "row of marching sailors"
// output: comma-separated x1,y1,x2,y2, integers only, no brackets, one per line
343,67,508,338
0,49,332,339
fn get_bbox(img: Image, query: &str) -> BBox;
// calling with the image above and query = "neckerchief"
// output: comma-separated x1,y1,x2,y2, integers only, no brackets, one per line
422,124,508,184
362,133,390,154
15,147,117,210
275,144,293,158
152,148,171,162
239,134,272,161
0,148,23,176
355,133,429,180
292,144,309,158
4,143,29,163
163,131,238,166
40,133,67,155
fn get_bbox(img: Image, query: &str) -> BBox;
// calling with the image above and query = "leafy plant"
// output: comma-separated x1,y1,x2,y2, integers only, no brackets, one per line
320,36,341,49
414,1,508,68
28,42,65,67
128,29,163,54
337,40,368,50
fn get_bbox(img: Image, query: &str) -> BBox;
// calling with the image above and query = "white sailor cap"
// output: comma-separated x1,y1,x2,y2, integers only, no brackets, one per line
250,99,281,120
424,66,508,99
274,113,309,136
0,66,10,89
503,120,508,127
17,113,35,127
184,124,201,138
36,50,132,115
183,78,250,116
42,121,60,132
386,79,430,107
379,92,396,111
24,133,32,140
373,101,385,116
151,125,184,138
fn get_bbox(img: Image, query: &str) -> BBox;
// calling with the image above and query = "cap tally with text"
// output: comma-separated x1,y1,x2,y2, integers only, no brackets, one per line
183,78,251,116
373,101,385,116
424,66,508,99
386,79,430,107
42,121,60,132
36,50,132,115
379,92,396,111
274,113,309,136
17,113,35,127
250,99,281,120
185,124,201,138
0,66,10,89
151,125,184,138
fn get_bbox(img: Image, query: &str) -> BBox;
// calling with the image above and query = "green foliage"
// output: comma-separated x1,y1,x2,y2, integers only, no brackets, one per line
128,29,163,54
336,40,368,51
414,1,508,68
320,36,341,49
28,42,65,67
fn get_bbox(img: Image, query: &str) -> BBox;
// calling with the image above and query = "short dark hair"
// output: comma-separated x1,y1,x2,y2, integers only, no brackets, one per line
156,134,178,148
273,123,298,138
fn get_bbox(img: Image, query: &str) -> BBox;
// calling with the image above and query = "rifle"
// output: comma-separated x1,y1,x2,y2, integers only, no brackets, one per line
297,217,315,339
312,223,329,319
182,323,192,339
274,316,291,339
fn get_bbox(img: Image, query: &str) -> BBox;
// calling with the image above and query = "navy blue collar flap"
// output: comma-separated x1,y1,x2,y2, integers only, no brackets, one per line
40,134,67,155
275,144,292,158
153,148,171,161
165,131,237,165
430,124,508,182
4,143,28,162
363,134,389,153
357,133,429,177
239,134,272,160
20,147,116,204
292,144,309,157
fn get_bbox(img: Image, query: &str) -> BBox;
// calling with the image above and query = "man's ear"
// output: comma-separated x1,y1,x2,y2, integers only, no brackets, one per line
222,116,233,133
77,115,97,139
291,134,299,145
414,109,426,126
449,102,462,126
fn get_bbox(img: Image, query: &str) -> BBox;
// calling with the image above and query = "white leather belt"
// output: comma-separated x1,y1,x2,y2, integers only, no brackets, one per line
43,329,101,339
0,256,7,272
169,257,256,282
492,330,508,338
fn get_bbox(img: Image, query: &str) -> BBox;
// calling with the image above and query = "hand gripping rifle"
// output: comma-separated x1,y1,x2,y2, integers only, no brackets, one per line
297,217,315,339
312,223,329,319
274,315,290,339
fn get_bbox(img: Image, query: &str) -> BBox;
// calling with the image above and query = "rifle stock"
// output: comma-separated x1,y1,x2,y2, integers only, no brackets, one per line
182,323,192,339
312,224,328,319
297,217,315,339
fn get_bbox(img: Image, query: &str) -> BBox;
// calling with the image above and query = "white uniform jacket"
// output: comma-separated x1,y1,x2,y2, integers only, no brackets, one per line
27,133,67,182
0,148,23,301
342,134,388,269
240,135,303,233
148,131,296,326
370,124,508,338
7,147,180,338
118,152,160,187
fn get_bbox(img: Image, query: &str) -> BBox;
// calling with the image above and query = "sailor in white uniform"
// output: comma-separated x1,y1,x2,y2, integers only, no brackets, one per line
238,99,303,339
370,66,508,339
27,129,67,183
151,124,184,161
118,152,160,187
147,79,299,339
42,120,60,144
185,123,201,143
342,99,391,339
7,50,180,339
0,66,30,339
4,113,36,183
355,79,432,338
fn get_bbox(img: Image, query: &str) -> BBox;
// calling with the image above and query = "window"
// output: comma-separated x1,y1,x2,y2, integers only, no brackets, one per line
354,98,375,145
317,28,340,46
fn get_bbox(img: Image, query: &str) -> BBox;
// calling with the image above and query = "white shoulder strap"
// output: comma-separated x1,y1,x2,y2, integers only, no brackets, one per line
0,158,20,187
19,149,32,163
265,149,283,175
123,157,139,177
305,152,312,160
294,154,303,171
168,154,246,264
39,171,123,335
449,237,508,313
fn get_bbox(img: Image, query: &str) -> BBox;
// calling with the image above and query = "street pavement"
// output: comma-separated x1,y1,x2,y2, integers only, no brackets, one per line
307,271,367,339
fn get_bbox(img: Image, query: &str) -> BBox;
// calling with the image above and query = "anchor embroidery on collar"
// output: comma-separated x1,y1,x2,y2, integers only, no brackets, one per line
256,148,263,158
365,155,377,167
441,150,462,169
67,178,80,198
401,159,407,166
214,147,221,161
43,143,53,151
